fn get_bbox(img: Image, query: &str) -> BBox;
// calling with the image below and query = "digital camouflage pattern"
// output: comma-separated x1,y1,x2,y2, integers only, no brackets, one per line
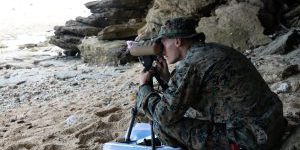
137,42,287,150
154,17,205,42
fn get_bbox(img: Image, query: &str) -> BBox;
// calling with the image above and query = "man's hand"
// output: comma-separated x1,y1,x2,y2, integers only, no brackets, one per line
156,57,170,83
139,71,152,85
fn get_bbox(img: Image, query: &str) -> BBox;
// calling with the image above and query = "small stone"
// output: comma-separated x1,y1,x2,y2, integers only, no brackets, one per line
18,43,37,49
65,115,77,126
41,63,54,67
4,74,10,79
58,52,63,56
27,124,33,129
4,65,12,69
71,82,79,86
275,82,290,94
33,60,40,65
71,65,78,70
17,120,25,124
16,80,26,85
82,69,92,74
54,71,77,80
10,85,18,89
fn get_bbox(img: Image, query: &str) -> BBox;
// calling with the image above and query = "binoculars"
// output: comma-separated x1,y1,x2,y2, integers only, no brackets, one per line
127,40,163,56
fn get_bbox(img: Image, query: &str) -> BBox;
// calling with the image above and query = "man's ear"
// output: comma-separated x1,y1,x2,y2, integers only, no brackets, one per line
175,38,182,47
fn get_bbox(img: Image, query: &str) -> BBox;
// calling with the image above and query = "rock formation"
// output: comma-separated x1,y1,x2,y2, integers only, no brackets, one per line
50,0,300,64
250,29,300,121
50,0,152,56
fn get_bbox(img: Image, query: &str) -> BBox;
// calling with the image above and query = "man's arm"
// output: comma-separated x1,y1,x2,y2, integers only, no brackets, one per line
137,63,200,126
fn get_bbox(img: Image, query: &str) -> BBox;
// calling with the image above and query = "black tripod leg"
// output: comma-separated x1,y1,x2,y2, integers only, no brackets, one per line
150,121,156,150
125,104,137,142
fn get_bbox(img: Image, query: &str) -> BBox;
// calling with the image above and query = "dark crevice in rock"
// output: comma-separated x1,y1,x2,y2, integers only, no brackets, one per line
281,1,300,29
196,0,227,17
257,0,285,35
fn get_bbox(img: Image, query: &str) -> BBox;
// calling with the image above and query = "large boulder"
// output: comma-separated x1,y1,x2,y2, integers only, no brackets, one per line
253,29,300,56
283,1,300,28
197,2,271,51
78,37,135,66
137,0,219,40
98,21,145,40
49,35,82,54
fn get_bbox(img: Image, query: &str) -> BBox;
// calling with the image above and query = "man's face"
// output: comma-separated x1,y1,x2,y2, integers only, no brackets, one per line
161,38,180,64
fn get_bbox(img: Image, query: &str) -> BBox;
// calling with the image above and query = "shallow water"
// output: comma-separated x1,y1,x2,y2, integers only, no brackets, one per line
0,0,91,65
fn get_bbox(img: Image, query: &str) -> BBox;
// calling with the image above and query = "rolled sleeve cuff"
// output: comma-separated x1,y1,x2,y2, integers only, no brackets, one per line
137,84,157,119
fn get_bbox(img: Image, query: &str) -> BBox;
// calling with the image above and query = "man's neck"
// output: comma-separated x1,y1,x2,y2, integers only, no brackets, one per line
179,42,194,60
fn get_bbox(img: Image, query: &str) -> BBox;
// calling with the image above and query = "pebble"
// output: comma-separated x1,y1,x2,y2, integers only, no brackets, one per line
65,115,77,126
275,82,290,93
54,71,77,80
16,80,26,85
4,74,10,79
17,120,25,124
71,82,79,86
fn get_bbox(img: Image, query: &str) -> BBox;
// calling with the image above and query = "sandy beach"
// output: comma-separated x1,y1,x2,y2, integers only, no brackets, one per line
0,1,143,149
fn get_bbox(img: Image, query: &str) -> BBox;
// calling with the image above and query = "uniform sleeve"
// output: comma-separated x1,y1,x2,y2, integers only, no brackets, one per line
137,64,201,126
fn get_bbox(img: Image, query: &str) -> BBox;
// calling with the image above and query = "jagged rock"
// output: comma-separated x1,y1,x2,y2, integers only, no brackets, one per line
151,0,218,16
285,48,300,66
50,0,152,57
280,126,300,150
197,2,271,51
78,37,133,66
271,74,300,93
76,9,145,28
54,25,102,37
279,92,300,124
49,35,82,54
253,55,298,84
137,0,219,40
138,0,284,50
85,0,151,13
284,4,300,28
64,20,88,27
253,29,300,55
98,21,145,40
50,35,82,44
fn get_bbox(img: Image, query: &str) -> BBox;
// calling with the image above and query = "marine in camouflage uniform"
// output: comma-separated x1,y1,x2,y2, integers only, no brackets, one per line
136,17,286,150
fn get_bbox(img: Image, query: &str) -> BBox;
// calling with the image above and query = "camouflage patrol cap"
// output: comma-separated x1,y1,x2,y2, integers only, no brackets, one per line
155,17,205,42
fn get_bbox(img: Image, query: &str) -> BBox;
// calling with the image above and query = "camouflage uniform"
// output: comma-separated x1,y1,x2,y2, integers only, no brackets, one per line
136,17,286,150
137,43,287,150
